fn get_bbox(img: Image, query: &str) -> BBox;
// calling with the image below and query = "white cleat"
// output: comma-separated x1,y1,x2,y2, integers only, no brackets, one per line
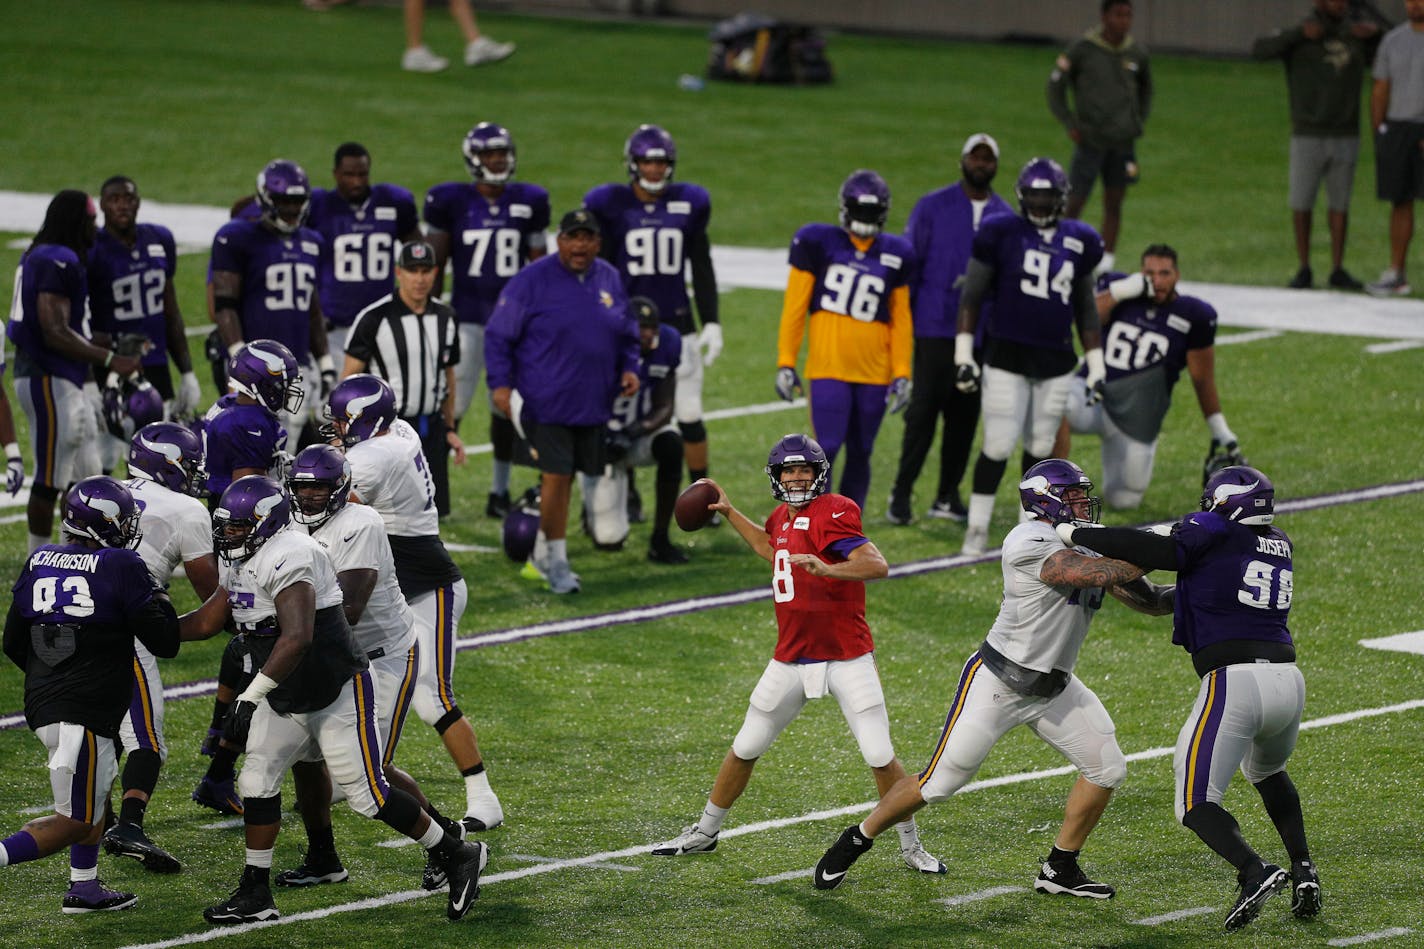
901,841,947,875
961,526,989,556
401,45,449,73
464,36,515,66
650,825,718,856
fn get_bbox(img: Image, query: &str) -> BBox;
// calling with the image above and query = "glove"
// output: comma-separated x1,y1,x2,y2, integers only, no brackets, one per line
1107,271,1149,302
698,322,723,367
885,377,912,414
1202,438,1247,487
953,332,979,393
318,354,337,400
603,428,633,464
113,332,151,358
221,699,257,747
175,371,202,417
4,443,23,496
774,366,802,402
198,726,224,757
1084,349,1106,406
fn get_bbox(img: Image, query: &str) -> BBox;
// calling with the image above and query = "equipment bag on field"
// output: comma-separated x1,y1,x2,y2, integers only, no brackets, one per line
706,13,833,85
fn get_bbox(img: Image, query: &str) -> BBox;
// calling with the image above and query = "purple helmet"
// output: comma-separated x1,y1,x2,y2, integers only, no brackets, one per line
102,377,165,440
228,339,304,415
322,373,397,447
1202,465,1275,526
838,169,891,237
213,475,291,562
625,124,677,194
255,159,311,235
765,433,831,505
462,122,516,184
129,421,204,495
502,487,541,563
62,476,142,549
286,444,352,530
1015,157,1070,228
1020,459,1101,525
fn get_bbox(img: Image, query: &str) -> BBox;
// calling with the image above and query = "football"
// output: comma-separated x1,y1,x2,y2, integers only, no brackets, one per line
674,480,720,532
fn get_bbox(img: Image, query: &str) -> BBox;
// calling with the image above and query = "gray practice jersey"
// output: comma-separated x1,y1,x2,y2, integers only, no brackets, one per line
985,519,1105,675
127,476,212,588
300,502,416,658
346,419,439,539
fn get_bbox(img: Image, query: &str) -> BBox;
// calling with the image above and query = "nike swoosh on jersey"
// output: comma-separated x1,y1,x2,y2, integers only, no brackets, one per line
248,430,263,436
342,532,357,542
831,511,845,519
55,261,67,268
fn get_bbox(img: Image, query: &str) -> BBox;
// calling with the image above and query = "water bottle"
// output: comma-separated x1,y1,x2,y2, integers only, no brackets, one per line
678,74,705,92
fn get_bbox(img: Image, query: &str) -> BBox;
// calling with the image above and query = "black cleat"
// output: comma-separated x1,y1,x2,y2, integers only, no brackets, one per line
1224,863,1288,932
275,850,348,887
814,825,873,890
442,840,488,921
203,878,279,925
485,491,511,519
192,775,244,816
1034,859,1115,899
886,493,912,526
1287,266,1313,289
1291,861,1322,919
1327,268,1363,291
647,536,689,565
102,821,182,874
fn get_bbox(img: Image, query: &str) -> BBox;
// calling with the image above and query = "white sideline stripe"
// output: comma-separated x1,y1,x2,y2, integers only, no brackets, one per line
508,853,640,872
1329,929,1416,946
442,542,500,554
1360,630,1424,656
750,868,813,885
116,696,1424,949
1132,905,1217,925
935,886,1023,908
19,805,49,815
1364,339,1424,354
1214,329,1281,345
200,819,244,830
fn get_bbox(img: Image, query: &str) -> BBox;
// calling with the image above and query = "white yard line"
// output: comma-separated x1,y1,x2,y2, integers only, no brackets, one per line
749,868,814,885
934,886,1024,908
1329,929,1416,947
1131,905,1218,925
117,696,1424,948
1364,339,1424,355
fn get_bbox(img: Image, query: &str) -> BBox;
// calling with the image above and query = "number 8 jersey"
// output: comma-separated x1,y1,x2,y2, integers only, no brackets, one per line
763,492,874,663
777,223,914,385
1170,510,1294,654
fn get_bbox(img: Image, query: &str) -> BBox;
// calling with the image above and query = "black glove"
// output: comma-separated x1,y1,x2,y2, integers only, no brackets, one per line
320,368,338,400
113,332,151,358
1202,438,1246,487
222,699,257,747
603,429,633,464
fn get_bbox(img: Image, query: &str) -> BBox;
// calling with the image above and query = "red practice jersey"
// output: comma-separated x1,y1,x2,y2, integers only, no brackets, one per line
763,492,875,662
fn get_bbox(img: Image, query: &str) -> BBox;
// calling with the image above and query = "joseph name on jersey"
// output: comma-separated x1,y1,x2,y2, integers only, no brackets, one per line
987,520,1104,676
1171,511,1295,654
582,181,711,335
307,184,419,327
300,502,415,659
209,219,323,362
88,223,177,368
423,181,551,326
976,215,1104,352
127,477,212,587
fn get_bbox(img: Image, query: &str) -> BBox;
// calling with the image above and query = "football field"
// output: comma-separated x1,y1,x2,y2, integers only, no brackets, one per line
2,2,1423,946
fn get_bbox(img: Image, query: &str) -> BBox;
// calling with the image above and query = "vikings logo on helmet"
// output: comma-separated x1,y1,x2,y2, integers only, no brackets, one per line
62,475,143,549
321,373,397,447
765,433,831,505
1201,465,1274,525
625,124,677,195
838,169,891,238
213,475,292,562
462,122,517,185
102,377,165,441
228,340,304,415
130,421,205,496
1019,459,1101,525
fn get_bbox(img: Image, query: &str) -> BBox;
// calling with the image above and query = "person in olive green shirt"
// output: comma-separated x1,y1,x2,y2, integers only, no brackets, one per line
1253,0,1382,291
1047,0,1152,275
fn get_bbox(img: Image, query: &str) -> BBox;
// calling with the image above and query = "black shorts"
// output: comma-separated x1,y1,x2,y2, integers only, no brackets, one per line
1069,142,1138,199
143,362,174,401
1374,121,1424,204
527,421,605,476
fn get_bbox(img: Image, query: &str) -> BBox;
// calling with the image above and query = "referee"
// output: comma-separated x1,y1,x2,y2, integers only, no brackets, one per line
342,239,464,517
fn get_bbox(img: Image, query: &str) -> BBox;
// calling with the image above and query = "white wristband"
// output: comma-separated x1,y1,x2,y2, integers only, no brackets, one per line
1108,272,1147,302
1206,412,1236,444
954,332,975,365
237,672,280,704
1085,348,1106,379
318,353,335,373
4,442,20,461
227,341,244,358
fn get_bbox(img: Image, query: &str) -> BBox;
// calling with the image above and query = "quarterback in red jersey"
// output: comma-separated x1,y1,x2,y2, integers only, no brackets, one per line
650,434,944,876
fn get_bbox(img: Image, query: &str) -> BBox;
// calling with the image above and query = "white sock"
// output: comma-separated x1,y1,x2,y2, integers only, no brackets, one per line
465,769,492,802
417,817,446,849
0,844,8,867
548,538,567,563
532,530,548,564
244,847,274,869
857,820,873,839
698,801,729,835
28,533,49,553
69,865,97,883
894,817,919,848
967,492,995,531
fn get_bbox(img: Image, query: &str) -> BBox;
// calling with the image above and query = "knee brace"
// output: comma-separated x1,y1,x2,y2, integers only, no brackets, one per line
244,794,282,827
678,420,707,444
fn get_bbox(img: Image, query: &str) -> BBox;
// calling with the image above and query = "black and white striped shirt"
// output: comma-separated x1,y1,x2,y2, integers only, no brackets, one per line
345,293,460,418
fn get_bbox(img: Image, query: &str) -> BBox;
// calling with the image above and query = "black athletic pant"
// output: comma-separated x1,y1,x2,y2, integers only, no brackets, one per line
404,414,451,518
891,338,981,503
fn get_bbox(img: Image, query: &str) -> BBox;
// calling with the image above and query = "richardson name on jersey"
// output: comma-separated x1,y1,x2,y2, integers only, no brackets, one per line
28,550,101,573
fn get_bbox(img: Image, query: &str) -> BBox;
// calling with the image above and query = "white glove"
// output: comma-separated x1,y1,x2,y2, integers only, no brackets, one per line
1107,271,1149,302
175,371,202,417
954,332,980,394
885,377,912,414
698,322,723,367
774,366,802,402
4,443,23,496
1084,349,1106,406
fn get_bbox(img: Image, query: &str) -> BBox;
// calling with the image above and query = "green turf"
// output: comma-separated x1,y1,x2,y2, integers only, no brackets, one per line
1,2,1422,947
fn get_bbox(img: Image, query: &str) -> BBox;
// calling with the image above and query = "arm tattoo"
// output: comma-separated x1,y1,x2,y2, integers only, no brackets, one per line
1041,550,1146,589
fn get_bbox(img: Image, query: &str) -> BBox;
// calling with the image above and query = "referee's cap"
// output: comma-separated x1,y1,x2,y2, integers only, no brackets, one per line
558,207,600,236
397,240,438,270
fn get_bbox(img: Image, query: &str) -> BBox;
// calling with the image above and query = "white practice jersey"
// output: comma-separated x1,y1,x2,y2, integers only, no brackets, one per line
222,529,344,630
346,420,438,538
127,477,212,588
300,503,416,658
985,519,1104,676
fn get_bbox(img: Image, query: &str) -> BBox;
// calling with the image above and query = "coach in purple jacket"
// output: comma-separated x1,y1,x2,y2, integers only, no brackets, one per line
486,208,640,594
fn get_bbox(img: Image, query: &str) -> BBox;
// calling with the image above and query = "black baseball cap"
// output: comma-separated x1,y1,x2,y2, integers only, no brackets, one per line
398,240,437,269
558,208,600,236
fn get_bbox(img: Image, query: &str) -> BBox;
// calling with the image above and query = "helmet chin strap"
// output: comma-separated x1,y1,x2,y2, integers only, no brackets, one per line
637,175,669,194
848,220,881,237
